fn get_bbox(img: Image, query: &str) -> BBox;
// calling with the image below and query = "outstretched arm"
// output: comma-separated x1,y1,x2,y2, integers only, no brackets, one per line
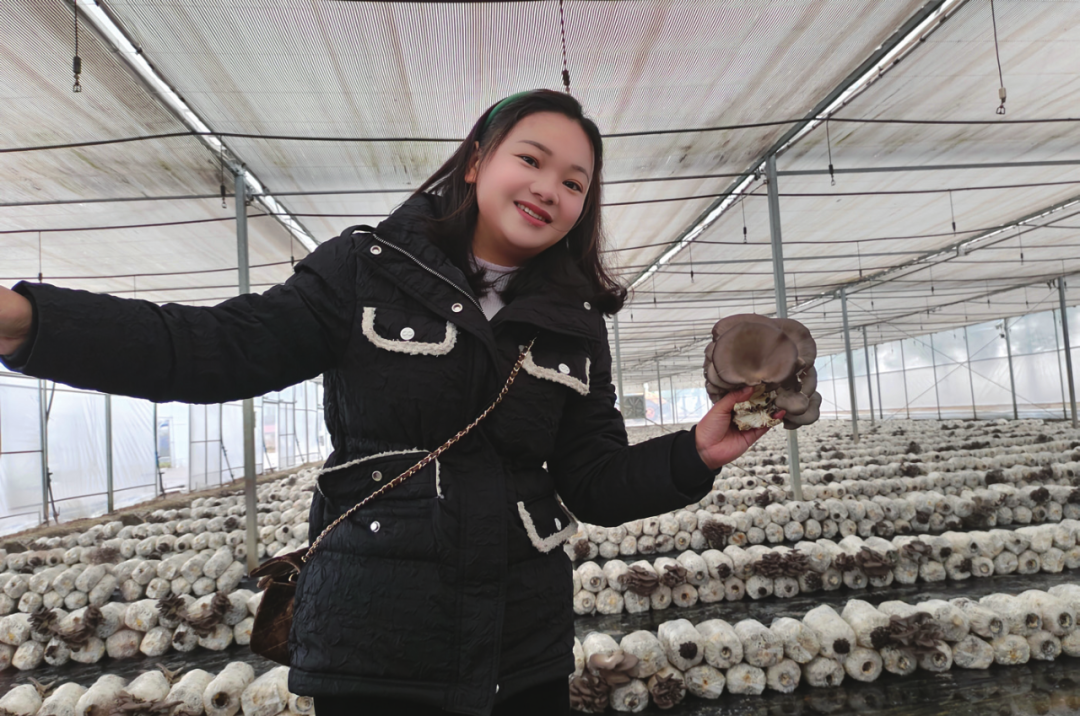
549,328,777,528
0,234,358,404
0,286,32,357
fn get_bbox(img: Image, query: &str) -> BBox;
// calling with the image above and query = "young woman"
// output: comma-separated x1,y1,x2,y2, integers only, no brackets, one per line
0,90,777,716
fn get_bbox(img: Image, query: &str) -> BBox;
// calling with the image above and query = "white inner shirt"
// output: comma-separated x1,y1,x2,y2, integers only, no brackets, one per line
471,255,519,320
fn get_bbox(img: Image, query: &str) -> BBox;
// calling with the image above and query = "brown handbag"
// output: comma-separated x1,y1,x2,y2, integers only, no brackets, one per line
249,338,536,665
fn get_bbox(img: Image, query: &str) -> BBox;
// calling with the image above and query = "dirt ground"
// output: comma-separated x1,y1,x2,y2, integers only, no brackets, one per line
1,461,322,552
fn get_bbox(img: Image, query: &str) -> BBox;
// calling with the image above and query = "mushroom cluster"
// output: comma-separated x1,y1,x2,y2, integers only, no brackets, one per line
704,314,821,430
567,585,1080,712
571,522,1080,616
566,418,1080,563
0,662,311,716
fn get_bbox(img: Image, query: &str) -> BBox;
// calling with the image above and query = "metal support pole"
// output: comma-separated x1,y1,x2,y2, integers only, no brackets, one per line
1003,318,1019,420
929,334,942,420
1053,308,1068,420
656,363,664,427
765,155,802,501
1060,278,1078,428
840,289,859,441
237,173,259,574
874,344,884,420
613,315,625,408
39,379,50,525
669,376,678,424
862,326,875,425
964,326,978,420
899,341,910,419
105,394,114,513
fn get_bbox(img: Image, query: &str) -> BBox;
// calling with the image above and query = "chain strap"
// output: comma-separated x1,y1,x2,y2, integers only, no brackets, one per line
304,337,537,563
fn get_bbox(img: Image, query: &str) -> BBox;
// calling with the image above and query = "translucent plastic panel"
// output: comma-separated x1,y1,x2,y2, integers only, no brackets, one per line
1010,311,1059,356
47,389,108,522
222,402,245,480
111,397,157,510
190,441,209,491
966,322,1008,361
937,363,975,416
191,403,207,443
0,451,44,535
0,379,41,452
877,370,909,418
904,367,939,417
156,403,190,494
876,342,904,373
970,358,1014,418
933,329,969,365
900,338,934,370
1012,353,1064,416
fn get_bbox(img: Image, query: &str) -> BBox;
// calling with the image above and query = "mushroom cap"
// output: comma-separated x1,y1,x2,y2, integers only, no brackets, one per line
783,392,822,429
711,313,776,342
710,321,800,387
774,388,811,415
774,318,817,367
799,365,818,396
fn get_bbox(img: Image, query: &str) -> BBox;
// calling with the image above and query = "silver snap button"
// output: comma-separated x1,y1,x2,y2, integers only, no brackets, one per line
372,471,382,482
583,301,592,310
451,303,463,313
399,327,415,341
370,245,382,255
554,518,562,530
370,521,380,533
558,363,571,374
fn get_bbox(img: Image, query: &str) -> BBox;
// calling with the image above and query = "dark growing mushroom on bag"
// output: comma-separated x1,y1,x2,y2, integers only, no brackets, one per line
703,314,822,430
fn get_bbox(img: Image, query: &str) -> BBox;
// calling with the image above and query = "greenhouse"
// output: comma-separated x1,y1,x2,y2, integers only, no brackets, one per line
3,0,1080,714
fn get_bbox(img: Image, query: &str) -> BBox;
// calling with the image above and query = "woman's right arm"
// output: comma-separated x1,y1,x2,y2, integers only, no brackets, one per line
0,233,358,405
0,287,32,356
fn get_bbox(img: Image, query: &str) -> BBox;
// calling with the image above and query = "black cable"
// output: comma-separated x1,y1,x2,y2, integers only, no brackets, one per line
0,214,268,235
5,116,1080,154
990,0,1007,115
0,260,294,282
8,176,1080,210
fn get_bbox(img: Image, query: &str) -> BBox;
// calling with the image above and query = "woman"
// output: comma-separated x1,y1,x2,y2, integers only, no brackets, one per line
0,90,776,715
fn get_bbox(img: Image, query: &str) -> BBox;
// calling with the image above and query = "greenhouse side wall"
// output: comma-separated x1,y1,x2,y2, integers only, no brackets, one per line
0,371,330,538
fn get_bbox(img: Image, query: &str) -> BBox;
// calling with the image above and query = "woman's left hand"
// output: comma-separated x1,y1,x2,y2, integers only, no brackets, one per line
695,387,784,471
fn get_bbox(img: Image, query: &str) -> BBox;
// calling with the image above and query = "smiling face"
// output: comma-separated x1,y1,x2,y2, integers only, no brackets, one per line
466,111,594,267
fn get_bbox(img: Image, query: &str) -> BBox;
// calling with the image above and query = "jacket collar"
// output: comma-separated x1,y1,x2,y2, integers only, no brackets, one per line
363,194,602,343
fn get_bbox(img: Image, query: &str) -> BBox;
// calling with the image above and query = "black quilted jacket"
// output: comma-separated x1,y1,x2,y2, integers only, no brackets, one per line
2,194,717,715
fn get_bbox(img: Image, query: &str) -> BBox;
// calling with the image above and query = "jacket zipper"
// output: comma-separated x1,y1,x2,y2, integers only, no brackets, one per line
370,234,484,314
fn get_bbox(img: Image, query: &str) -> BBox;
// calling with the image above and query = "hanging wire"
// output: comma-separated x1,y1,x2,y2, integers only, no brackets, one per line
72,1,82,93
558,0,571,93
37,231,43,283
688,241,694,282
741,198,748,244
990,0,1007,115
825,117,836,186
218,139,227,209
949,190,957,235
1017,224,1024,264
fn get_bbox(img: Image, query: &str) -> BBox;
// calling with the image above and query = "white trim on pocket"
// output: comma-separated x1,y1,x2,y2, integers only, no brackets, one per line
361,307,457,356
517,501,578,553
317,448,442,498
522,353,590,396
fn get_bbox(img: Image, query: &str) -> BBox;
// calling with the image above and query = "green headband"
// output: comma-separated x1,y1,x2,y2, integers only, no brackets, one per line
481,91,532,134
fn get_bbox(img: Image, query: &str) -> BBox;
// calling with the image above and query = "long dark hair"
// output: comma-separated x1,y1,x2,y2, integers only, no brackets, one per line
412,89,626,314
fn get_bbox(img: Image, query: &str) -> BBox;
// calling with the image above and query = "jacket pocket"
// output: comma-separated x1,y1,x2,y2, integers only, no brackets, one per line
316,449,440,506
521,340,590,396
361,306,458,356
517,494,578,554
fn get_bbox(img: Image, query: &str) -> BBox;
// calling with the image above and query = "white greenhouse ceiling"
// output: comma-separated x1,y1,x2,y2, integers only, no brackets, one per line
3,0,1080,388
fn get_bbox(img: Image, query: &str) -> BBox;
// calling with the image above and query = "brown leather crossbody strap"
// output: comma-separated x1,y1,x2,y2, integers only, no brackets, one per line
303,336,537,563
